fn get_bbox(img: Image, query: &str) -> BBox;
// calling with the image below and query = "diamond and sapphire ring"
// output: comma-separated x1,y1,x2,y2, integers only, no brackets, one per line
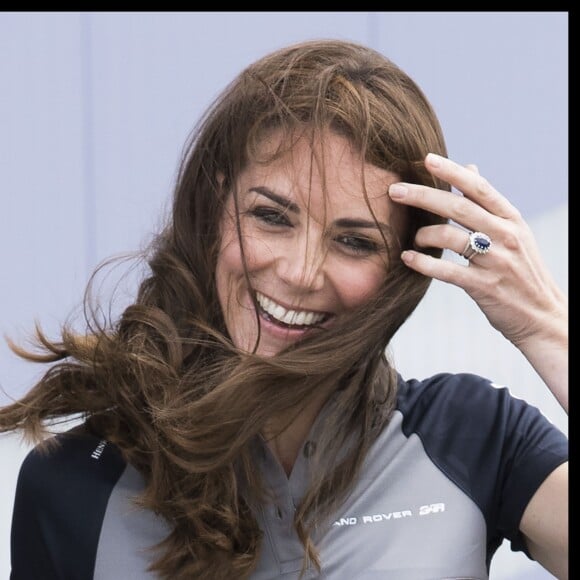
461,231,492,261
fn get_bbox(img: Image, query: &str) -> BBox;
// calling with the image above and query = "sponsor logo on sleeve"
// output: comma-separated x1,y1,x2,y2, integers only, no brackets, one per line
91,440,107,460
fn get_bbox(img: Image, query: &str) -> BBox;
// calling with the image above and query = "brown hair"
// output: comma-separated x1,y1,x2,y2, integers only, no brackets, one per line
1,39,448,578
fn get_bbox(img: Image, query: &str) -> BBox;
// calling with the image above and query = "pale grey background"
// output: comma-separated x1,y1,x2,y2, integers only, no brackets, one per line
0,11,568,579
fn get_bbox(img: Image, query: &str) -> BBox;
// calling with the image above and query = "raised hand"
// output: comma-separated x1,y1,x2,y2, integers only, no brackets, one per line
388,153,568,410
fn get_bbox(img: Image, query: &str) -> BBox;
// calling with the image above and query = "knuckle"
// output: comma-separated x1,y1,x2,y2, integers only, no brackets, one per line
476,176,494,198
450,197,470,222
501,230,522,252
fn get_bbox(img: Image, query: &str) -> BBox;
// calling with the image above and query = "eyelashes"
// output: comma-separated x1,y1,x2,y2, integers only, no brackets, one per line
334,234,380,255
247,206,384,256
249,206,291,227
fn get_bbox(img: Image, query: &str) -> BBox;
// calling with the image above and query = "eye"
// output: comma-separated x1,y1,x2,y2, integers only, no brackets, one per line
249,206,292,227
335,234,380,255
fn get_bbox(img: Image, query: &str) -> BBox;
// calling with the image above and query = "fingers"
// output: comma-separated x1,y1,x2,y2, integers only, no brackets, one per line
387,153,532,282
423,153,520,220
400,248,479,290
388,154,524,236
414,224,470,257
390,154,563,355
388,181,495,235
415,224,497,265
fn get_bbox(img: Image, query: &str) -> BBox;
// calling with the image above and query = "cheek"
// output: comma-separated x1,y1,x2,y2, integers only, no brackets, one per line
215,218,275,305
218,236,244,277
216,223,271,282
333,263,386,310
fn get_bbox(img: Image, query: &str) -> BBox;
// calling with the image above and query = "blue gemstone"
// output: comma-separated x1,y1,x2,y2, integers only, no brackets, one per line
474,236,490,249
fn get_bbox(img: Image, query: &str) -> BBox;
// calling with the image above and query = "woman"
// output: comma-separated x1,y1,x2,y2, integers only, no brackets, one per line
1,39,568,579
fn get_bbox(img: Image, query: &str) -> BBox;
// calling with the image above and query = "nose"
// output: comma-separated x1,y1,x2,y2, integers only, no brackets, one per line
275,235,326,293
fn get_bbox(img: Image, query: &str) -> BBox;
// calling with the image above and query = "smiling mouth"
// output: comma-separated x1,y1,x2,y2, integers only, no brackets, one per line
255,291,331,329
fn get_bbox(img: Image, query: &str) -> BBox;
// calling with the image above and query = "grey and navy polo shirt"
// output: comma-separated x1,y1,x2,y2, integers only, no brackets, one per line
10,372,568,579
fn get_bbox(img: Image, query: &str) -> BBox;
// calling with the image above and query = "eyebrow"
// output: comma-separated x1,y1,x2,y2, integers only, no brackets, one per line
334,218,394,235
249,186,394,234
249,186,300,213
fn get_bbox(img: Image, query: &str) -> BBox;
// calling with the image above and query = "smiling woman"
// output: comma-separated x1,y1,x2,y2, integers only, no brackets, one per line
216,130,405,358
0,39,568,580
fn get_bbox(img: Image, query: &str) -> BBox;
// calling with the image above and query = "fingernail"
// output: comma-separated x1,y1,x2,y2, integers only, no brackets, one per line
389,184,408,198
426,152,443,168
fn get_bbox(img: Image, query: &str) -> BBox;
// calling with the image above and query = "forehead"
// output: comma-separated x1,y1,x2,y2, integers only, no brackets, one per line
240,130,400,218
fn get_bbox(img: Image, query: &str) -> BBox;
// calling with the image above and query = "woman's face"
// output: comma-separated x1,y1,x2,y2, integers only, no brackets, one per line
216,131,406,356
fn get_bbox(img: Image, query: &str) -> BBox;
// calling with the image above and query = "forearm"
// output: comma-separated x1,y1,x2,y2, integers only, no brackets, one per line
516,298,568,414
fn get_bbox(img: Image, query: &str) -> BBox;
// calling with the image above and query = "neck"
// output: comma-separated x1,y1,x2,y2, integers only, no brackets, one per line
263,395,327,477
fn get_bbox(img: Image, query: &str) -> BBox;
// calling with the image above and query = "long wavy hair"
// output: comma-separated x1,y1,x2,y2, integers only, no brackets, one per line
1,39,449,578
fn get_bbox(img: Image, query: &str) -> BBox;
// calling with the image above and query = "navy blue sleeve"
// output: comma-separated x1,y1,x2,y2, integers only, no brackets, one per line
397,373,568,562
10,431,126,580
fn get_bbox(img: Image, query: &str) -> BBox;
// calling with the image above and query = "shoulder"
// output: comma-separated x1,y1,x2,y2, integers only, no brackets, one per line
397,371,506,408
14,428,129,537
17,429,127,501
395,372,500,434
396,371,543,429
394,371,568,496
11,429,128,579
395,371,567,453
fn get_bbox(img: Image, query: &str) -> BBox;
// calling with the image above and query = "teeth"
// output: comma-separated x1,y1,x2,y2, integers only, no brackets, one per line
256,292,325,327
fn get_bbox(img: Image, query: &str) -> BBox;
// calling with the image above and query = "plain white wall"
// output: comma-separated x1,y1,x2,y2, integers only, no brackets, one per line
0,11,568,579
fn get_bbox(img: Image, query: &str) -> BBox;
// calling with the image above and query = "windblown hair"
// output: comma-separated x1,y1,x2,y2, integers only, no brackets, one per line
1,39,448,578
